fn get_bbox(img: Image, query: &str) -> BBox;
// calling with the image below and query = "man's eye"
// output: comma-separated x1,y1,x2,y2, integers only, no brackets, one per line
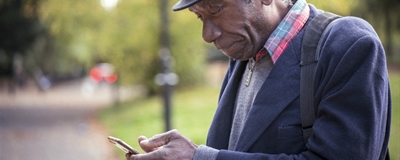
196,14,203,21
210,7,222,15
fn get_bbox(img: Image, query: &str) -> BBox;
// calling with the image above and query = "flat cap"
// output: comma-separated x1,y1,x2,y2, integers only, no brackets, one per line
172,0,201,11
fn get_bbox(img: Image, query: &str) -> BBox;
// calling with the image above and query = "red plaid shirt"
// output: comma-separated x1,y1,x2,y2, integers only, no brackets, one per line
256,0,310,63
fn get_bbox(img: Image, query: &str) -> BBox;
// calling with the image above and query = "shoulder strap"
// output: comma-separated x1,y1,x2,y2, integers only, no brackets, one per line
300,12,340,144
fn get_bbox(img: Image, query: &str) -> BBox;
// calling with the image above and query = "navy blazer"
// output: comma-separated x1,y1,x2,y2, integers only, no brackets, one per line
206,5,391,160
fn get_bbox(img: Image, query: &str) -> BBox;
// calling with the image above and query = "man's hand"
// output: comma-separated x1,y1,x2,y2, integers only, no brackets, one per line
126,129,198,160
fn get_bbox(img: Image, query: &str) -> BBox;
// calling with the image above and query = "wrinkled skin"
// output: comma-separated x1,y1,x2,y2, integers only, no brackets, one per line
126,129,197,160
189,0,288,60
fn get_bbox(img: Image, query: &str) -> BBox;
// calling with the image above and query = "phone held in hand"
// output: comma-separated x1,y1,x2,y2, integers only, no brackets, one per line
108,136,140,154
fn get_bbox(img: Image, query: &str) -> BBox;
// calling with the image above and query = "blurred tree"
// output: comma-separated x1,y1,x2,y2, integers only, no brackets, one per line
94,0,207,94
169,8,207,87
0,0,43,78
38,0,106,76
38,0,206,94
307,0,357,16
94,0,161,93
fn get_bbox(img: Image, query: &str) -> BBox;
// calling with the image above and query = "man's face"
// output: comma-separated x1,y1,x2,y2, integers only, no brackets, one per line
189,0,274,60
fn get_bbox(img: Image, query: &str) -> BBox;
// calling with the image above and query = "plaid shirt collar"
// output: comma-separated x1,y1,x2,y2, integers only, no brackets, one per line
255,0,310,63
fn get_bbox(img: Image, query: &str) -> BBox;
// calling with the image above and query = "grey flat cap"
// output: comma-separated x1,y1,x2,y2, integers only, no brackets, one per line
172,0,201,11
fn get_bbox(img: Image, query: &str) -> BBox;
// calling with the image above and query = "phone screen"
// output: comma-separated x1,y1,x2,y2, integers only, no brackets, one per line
108,136,140,154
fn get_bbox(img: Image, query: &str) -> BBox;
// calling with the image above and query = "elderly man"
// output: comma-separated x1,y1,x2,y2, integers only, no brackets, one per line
126,0,391,159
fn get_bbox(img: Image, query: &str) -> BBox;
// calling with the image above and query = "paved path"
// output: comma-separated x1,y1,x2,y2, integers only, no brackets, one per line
0,78,143,160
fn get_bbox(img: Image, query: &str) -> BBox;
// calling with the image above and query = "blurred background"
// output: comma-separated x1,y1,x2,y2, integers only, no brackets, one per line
0,0,399,159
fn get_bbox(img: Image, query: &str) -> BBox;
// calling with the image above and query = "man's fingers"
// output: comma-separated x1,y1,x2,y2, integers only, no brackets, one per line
132,130,197,160
141,129,179,148
126,153,133,160
137,130,177,153
131,151,164,160
138,136,147,143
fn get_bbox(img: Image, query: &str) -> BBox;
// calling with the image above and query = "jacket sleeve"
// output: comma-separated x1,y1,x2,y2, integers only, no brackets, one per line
214,17,391,160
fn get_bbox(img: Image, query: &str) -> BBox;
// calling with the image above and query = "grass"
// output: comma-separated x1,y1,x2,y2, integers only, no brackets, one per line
98,72,400,159
389,71,400,160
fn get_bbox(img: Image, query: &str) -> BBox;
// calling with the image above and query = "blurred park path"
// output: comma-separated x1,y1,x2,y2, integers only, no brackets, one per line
0,77,144,160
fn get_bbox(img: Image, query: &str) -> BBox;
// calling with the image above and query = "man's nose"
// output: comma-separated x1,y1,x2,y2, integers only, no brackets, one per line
202,20,222,43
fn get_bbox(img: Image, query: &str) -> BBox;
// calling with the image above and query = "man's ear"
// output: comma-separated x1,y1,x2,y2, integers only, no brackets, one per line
261,0,273,5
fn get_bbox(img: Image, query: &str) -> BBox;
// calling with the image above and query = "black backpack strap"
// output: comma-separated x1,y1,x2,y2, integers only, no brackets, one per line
300,12,340,143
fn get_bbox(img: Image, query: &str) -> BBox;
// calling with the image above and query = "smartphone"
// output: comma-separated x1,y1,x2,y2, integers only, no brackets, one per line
108,136,140,154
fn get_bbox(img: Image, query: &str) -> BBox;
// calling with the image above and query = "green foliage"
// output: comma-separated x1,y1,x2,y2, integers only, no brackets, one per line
170,9,207,86
0,0,43,53
95,0,161,89
38,0,106,74
37,0,206,92
0,0,44,76
307,0,357,15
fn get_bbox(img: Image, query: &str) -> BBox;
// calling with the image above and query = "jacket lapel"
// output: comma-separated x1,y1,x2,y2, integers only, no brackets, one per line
207,59,247,149
235,43,301,151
